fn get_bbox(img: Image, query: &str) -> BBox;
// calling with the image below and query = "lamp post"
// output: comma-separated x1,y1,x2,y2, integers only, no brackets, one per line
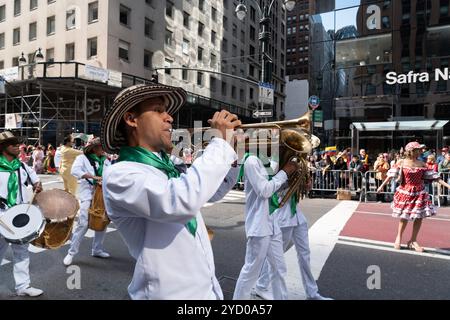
18,48,44,79
235,0,297,122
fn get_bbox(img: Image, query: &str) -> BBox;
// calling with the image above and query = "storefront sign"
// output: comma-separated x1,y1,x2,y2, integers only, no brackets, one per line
366,5,381,30
84,65,109,83
385,68,450,84
0,67,19,81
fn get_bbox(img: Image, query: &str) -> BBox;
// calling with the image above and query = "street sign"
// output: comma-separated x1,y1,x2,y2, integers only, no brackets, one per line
313,110,323,122
308,95,320,110
253,110,273,118
259,82,274,105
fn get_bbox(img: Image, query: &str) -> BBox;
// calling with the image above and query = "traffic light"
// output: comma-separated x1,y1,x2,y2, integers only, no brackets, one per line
151,73,159,83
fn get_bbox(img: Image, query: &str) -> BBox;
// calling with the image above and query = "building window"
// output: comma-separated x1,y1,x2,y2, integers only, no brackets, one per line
144,50,153,69
199,0,205,12
87,37,97,58
249,65,255,77
0,5,5,22
232,44,237,57
249,45,255,56
249,87,254,100
198,22,204,37
120,5,130,27
250,26,256,41
46,48,54,63
198,46,203,62
145,0,154,7
145,18,154,38
211,7,217,21
66,9,76,30
88,2,98,23
29,22,37,41
232,23,237,37
14,0,21,16
66,43,75,61
222,38,228,52
165,29,173,46
164,59,171,75
0,33,4,49
12,57,20,67
231,65,237,75
231,86,236,99
47,16,55,35
119,40,130,61
182,38,189,55
210,53,216,68
182,66,188,80
221,81,227,96
0,61,4,69
48,0,55,3
30,0,38,10
210,76,217,92
250,6,256,22
197,72,203,85
240,89,244,102
13,28,20,45
211,30,216,44
223,16,228,29
183,11,190,29
166,1,173,18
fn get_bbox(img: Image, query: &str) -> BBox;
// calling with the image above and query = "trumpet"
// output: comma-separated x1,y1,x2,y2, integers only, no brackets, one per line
196,112,320,209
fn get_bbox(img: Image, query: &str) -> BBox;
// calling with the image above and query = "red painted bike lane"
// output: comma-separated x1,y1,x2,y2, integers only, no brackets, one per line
340,202,450,250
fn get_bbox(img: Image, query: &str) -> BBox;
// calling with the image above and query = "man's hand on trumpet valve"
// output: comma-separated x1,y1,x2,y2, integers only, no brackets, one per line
282,160,300,176
207,110,241,146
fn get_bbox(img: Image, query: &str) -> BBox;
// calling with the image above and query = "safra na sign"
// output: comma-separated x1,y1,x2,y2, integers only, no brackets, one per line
385,68,450,85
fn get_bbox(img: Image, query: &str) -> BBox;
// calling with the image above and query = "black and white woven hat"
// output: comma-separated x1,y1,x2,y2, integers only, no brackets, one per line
0,131,23,146
100,84,187,154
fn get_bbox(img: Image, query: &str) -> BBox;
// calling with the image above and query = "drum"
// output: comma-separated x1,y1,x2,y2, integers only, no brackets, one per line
31,189,79,250
88,185,110,232
0,204,46,245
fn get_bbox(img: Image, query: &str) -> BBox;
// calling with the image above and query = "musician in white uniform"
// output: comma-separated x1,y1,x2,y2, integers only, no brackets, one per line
63,137,111,266
254,201,331,300
233,145,299,300
101,84,241,300
0,131,43,297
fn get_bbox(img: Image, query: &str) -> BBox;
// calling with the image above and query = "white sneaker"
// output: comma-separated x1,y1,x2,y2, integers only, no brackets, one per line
307,293,333,300
63,254,74,266
17,286,43,297
252,287,274,300
92,251,110,258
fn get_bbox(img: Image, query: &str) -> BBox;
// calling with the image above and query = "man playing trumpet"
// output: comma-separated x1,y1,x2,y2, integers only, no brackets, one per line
101,84,241,300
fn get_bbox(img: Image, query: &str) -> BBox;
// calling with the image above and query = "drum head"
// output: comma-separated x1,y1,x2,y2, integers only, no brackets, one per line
0,204,45,244
33,189,79,220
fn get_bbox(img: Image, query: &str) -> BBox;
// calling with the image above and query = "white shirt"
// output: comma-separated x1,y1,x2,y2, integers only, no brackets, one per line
243,155,288,237
54,148,62,168
274,198,303,228
0,162,39,212
71,154,111,202
103,138,237,300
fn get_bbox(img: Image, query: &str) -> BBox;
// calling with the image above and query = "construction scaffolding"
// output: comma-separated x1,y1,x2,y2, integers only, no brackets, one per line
0,62,254,146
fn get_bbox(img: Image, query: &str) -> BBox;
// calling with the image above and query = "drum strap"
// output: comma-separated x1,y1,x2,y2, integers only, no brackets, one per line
17,163,32,203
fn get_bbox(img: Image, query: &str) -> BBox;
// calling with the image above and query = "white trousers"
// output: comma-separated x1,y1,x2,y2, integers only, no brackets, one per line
233,232,287,300
0,238,31,291
256,213,319,299
68,200,106,256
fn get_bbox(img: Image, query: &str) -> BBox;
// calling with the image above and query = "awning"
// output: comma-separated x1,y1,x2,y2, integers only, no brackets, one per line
352,120,449,131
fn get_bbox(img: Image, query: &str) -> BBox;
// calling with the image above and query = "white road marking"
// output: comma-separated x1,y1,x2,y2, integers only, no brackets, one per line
337,238,450,261
354,210,450,222
285,200,359,300
1,259,11,266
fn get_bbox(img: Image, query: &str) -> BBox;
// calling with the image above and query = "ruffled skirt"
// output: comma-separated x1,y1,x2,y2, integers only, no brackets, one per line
391,186,436,220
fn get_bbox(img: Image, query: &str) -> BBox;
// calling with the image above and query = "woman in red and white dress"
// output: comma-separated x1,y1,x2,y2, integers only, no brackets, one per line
377,142,450,252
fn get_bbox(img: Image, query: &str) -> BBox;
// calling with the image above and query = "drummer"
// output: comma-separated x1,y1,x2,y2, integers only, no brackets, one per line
0,131,43,297
63,137,111,266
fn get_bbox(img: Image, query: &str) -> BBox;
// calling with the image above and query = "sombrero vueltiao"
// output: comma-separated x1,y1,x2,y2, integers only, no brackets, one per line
101,84,187,154
84,137,101,154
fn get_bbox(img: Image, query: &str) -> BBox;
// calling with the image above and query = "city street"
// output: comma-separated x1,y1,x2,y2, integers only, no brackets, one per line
1,174,450,300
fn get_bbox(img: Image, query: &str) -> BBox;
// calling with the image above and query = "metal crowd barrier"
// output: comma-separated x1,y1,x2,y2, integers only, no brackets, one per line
310,169,364,201
434,172,450,207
